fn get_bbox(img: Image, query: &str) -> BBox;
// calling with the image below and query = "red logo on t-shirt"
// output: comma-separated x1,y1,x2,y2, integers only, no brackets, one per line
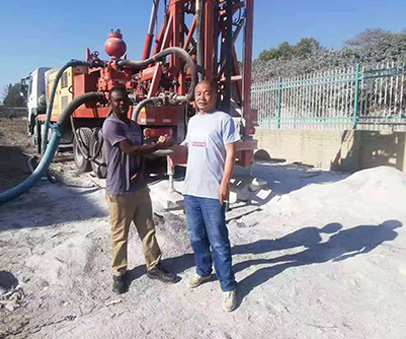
192,141,206,147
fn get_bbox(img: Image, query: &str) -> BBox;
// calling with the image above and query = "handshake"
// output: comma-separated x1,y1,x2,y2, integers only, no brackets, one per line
156,134,174,149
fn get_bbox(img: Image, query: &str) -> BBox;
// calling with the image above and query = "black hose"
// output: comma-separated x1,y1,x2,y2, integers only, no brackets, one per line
117,47,197,101
57,92,105,126
66,93,106,162
0,92,105,204
131,97,161,122
60,92,107,165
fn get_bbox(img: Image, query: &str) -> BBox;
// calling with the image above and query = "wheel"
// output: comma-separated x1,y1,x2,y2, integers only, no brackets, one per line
33,117,42,154
73,127,92,172
89,128,107,179
28,113,34,135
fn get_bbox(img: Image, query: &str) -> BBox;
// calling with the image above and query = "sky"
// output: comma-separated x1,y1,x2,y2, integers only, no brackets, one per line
1,0,406,95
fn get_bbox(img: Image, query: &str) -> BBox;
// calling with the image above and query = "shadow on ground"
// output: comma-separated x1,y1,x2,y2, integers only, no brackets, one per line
0,146,31,192
0,181,107,231
234,219,402,306
128,219,402,308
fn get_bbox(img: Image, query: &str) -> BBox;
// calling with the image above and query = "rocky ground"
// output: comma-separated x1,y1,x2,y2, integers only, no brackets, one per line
1,117,406,338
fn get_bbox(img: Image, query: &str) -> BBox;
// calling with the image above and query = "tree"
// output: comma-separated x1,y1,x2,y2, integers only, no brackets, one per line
343,28,406,63
344,28,390,50
1,84,10,104
2,82,24,107
258,38,322,62
253,29,406,82
258,47,280,62
259,41,293,61
277,41,293,59
293,38,322,58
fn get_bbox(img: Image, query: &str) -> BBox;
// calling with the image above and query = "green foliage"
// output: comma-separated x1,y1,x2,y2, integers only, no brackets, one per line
258,38,323,62
254,29,406,82
258,48,279,62
2,83,24,107
293,38,322,58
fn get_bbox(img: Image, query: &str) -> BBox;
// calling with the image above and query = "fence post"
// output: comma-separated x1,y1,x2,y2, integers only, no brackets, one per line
277,77,282,128
352,64,360,129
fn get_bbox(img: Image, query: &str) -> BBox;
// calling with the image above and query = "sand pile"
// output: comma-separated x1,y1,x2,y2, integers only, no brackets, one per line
266,166,406,224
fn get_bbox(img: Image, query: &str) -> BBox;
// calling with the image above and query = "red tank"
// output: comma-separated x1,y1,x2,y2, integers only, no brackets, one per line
104,29,127,60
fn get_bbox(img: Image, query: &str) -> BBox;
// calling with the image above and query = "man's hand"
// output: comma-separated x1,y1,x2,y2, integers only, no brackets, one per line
218,143,235,205
120,134,174,157
156,134,174,149
218,182,230,205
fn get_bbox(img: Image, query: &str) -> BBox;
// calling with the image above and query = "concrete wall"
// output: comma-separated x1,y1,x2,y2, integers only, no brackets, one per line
254,128,406,172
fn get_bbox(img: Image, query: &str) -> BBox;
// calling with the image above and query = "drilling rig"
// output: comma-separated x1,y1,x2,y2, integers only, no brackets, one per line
32,0,257,183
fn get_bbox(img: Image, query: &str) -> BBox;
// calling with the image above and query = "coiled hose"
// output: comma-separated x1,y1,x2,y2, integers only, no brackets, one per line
131,97,161,122
117,47,197,100
118,47,197,122
0,92,105,204
1,48,196,203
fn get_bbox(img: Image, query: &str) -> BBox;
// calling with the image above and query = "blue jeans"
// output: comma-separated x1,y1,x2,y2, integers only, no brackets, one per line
184,195,237,292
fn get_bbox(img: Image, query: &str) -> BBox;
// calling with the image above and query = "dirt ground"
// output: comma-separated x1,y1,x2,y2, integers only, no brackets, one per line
1,118,406,338
0,116,35,192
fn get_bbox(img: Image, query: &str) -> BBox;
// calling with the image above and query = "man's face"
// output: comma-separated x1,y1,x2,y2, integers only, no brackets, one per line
194,82,217,113
110,90,129,116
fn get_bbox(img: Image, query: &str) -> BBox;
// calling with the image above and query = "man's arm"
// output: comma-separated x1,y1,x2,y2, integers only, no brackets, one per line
218,143,236,205
119,135,173,157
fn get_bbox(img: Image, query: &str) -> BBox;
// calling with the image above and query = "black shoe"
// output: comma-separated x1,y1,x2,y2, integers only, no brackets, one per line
147,262,177,284
112,273,128,294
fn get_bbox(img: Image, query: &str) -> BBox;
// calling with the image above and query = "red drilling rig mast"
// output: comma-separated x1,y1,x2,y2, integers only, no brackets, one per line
40,0,257,178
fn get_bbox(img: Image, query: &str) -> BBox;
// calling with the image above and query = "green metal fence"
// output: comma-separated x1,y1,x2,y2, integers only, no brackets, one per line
251,62,406,131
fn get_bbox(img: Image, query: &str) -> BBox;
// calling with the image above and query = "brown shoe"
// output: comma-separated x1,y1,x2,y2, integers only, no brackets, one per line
147,263,177,283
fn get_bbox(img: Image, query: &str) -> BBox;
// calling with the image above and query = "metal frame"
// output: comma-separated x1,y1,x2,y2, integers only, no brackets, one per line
43,0,258,172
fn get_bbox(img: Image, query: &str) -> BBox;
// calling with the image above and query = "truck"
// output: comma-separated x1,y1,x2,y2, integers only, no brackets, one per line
20,67,51,153
21,0,257,184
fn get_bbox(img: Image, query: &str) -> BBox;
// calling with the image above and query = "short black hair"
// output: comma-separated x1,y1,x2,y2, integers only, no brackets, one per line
109,86,128,99
195,80,217,95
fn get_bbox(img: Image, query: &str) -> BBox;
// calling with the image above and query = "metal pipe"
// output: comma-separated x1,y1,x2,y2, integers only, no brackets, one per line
195,0,204,81
242,0,254,135
0,92,104,204
142,0,160,60
131,93,188,122
223,0,233,112
41,60,90,154
118,47,197,101
148,0,160,36
353,63,360,129
218,14,244,76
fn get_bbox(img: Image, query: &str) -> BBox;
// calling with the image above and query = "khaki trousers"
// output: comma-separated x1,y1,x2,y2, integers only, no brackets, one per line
106,187,162,276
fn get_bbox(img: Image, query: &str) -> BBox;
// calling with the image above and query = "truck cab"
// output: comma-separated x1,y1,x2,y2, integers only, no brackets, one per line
21,67,51,136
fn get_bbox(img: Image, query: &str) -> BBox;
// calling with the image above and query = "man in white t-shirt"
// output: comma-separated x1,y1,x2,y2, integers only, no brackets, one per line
182,80,240,312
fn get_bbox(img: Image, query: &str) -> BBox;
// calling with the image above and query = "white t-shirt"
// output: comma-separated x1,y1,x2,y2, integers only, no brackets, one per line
182,110,240,199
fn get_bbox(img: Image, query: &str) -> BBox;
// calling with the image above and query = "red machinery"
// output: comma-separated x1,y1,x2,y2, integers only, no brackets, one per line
46,0,257,178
